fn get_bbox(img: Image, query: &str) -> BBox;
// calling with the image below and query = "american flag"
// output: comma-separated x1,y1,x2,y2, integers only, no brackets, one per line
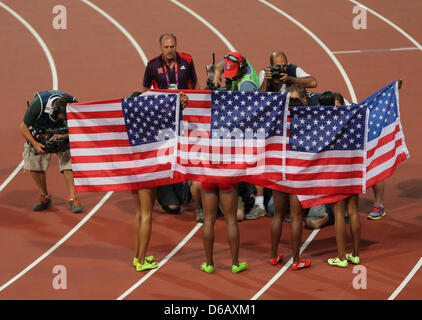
257,103,368,196
67,94,183,192
174,90,289,183
297,81,409,208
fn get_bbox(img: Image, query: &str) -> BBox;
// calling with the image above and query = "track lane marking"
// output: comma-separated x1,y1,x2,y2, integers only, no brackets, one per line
388,257,422,300
333,47,418,54
1,1,150,292
169,0,236,52
258,0,357,103
0,161,23,192
117,223,203,300
81,0,148,65
251,229,319,300
349,0,422,53
116,0,240,300
0,191,113,292
0,2,58,192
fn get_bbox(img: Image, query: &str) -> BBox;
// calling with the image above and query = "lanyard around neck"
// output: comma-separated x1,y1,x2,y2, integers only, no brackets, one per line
163,60,179,88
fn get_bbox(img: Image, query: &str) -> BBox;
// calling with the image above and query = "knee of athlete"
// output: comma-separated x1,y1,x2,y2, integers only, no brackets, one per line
140,211,153,221
290,211,303,221
273,209,285,219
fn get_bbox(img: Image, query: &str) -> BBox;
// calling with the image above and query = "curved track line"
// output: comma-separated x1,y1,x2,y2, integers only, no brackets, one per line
117,223,203,300
0,1,58,192
0,2,58,89
0,1,150,292
349,0,421,300
388,257,422,300
349,0,422,52
81,0,148,65
0,191,113,292
258,0,358,103
169,0,236,52
0,161,23,192
251,229,319,300
117,1,240,299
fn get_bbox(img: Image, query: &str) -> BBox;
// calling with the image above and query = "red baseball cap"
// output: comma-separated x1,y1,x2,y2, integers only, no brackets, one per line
224,52,243,79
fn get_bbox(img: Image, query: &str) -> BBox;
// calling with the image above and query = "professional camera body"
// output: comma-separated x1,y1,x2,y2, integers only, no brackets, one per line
270,64,286,80
204,53,234,91
205,53,219,90
31,126,69,153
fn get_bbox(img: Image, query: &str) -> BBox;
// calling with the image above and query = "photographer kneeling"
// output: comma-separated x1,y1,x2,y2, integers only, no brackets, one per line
259,51,317,93
20,90,83,213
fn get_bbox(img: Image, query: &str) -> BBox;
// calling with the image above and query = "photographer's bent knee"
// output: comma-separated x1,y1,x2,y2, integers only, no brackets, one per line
58,150,72,173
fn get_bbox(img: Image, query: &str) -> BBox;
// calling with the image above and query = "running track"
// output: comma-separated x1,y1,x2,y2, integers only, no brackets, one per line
0,0,421,300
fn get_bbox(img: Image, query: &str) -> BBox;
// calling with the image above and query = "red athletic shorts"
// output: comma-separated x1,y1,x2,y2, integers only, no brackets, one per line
201,182,236,192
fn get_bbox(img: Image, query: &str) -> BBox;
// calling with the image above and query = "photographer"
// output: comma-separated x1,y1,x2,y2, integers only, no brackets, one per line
212,52,268,220
20,90,83,213
212,51,260,91
259,51,317,93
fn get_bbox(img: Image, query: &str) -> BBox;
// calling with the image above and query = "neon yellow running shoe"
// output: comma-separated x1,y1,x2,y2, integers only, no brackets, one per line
232,262,248,273
328,257,348,268
133,256,154,267
200,262,214,274
345,253,360,264
136,259,159,272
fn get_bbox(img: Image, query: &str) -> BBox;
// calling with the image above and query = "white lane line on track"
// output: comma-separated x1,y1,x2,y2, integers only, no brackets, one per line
117,1,240,300
0,2,58,192
1,1,150,292
349,1,421,300
169,0,236,52
117,223,203,300
251,229,319,300
349,0,422,53
258,0,357,103
0,2,58,89
0,161,23,192
333,47,418,54
388,257,422,300
0,191,113,292
81,0,148,65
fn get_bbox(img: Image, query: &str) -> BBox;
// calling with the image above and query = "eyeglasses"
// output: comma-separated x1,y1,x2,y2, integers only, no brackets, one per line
224,54,241,64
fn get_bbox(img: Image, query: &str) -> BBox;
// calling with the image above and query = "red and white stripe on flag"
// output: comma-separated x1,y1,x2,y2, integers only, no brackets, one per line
67,99,181,192
151,89,287,183
297,82,409,208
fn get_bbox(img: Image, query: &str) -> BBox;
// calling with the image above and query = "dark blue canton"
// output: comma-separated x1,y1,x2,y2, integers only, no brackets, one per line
289,104,367,152
360,81,399,142
121,94,178,146
210,90,288,139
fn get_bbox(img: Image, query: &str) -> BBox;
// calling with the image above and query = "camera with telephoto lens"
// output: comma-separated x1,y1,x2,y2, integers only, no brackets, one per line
31,127,69,154
270,64,286,80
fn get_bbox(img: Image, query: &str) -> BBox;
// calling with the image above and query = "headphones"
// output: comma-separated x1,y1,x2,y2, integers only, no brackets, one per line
51,95,77,120
224,54,247,79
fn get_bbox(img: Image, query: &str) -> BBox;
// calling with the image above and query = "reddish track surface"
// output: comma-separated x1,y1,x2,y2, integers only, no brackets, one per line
0,0,421,300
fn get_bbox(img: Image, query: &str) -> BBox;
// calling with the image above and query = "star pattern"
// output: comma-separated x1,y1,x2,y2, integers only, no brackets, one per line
122,94,177,145
210,90,288,139
360,83,399,142
289,104,366,152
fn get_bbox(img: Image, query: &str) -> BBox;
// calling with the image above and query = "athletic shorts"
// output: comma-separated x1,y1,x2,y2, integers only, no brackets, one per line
156,184,181,207
23,143,72,173
201,182,236,192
